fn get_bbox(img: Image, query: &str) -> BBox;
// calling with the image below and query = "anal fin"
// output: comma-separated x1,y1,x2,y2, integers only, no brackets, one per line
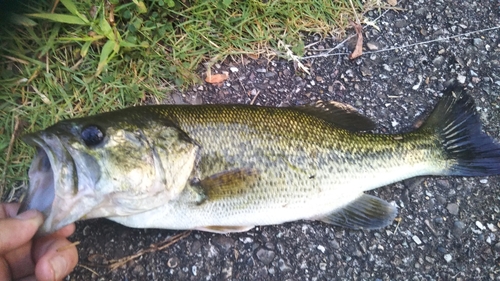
196,225,255,234
316,194,397,229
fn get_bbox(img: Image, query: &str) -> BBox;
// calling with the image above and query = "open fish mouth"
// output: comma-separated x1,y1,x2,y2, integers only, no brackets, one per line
19,132,79,235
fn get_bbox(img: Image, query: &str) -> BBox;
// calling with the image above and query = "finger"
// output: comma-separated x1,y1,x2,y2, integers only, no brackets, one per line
51,223,76,238
33,237,78,281
0,203,21,218
3,242,36,280
0,210,43,254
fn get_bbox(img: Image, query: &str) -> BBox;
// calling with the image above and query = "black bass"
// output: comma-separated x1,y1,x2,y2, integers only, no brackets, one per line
19,87,500,235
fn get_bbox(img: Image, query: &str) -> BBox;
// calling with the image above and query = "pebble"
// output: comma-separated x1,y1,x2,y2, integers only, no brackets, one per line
256,248,276,265
447,203,459,215
212,235,234,252
452,220,466,237
476,221,486,231
412,235,422,245
330,239,340,250
319,263,327,270
473,38,484,48
479,179,488,184
457,74,466,84
167,257,179,268
366,42,379,50
317,245,326,253
487,223,497,232
240,237,254,244
192,265,197,276
443,254,452,263
432,56,445,67
278,259,292,272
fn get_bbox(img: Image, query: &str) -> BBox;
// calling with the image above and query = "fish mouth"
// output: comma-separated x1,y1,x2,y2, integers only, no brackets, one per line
19,133,78,235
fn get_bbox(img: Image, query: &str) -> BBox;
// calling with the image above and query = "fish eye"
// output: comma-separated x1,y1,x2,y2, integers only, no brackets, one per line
81,125,104,147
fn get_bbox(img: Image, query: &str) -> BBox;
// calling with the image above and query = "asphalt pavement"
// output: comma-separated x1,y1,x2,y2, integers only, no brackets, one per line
69,0,500,280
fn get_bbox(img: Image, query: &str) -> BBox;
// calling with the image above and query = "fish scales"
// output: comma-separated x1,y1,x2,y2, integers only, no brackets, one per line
106,105,444,230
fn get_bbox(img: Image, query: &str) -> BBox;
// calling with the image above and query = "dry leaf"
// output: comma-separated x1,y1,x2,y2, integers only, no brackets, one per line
349,21,363,60
205,72,229,84
387,0,397,6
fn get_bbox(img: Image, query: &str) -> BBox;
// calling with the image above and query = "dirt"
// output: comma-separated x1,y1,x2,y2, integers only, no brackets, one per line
68,0,500,280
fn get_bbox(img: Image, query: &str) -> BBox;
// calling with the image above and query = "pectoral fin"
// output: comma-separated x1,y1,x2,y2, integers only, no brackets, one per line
197,168,259,202
196,225,255,233
316,194,397,229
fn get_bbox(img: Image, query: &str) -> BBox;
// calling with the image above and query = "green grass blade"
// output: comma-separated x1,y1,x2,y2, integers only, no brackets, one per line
59,0,89,23
96,40,116,76
8,13,38,26
26,13,87,25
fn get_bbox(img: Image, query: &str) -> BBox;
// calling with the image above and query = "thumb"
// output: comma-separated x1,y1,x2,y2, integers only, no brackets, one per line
0,209,43,254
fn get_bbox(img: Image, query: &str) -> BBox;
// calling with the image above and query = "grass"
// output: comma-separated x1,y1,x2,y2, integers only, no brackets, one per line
0,0,384,200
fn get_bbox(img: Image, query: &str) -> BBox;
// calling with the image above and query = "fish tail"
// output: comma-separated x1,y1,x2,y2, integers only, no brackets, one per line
421,86,500,176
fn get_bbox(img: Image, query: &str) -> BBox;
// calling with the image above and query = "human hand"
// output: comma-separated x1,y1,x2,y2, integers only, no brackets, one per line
0,203,78,281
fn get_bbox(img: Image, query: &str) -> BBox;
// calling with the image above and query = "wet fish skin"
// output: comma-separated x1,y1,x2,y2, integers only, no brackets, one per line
20,87,500,235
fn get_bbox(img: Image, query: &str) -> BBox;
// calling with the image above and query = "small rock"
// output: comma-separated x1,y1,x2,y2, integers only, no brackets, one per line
395,19,408,28
239,237,254,244
317,245,326,253
229,66,239,72
457,75,466,84
366,42,379,50
453,220,466,237
479,179,488,184
443,254,452,263
132,264,146,276
476,221,486,231
279,259,292,272
167,257,180,268
487,223,497,232
256,248,276,265
432,56,445,67
473,38,484,48
212,235,234,252
412,235,422,245
319,263,327,270
330,239,340,250
192,265,197,276
447,203,459,215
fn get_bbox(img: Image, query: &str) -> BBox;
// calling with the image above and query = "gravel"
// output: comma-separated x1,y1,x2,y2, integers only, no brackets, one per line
69,0,500,280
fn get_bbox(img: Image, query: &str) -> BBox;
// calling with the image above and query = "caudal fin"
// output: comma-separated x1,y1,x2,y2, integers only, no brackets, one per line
421,86,500,176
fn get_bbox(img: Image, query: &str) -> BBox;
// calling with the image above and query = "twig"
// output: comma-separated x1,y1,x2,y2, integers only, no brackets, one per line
107,231,191,270
57,241,81,252
77,263,99,276
250,90,261,105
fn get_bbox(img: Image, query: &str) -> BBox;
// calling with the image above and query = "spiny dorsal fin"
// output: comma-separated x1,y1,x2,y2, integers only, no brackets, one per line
316,193,397,229
198,168,259,202
294,100,376,131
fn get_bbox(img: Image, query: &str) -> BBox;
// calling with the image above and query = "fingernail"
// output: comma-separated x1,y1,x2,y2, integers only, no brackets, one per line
15,209,40,220
50,255,68,280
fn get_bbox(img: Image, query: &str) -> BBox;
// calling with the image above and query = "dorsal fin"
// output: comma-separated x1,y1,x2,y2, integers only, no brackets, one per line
294,100,376,131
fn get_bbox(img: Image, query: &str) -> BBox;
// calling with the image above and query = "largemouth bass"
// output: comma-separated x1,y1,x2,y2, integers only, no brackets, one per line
19,87,500,235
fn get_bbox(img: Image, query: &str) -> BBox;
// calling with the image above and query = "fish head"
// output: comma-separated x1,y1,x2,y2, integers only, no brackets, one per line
19,109,199,235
